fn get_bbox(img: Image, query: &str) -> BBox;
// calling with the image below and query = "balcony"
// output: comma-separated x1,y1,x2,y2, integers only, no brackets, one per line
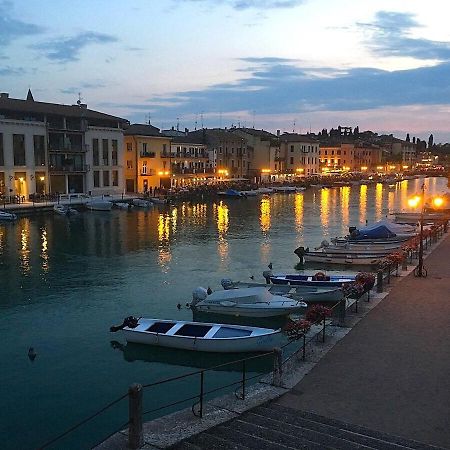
140,169,155,176
49,164,89,173
171,168,213,175
140,151,156,158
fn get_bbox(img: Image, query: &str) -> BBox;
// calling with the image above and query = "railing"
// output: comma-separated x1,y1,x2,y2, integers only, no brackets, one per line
35,221,448,450
140,151,156,158
49,164,89,173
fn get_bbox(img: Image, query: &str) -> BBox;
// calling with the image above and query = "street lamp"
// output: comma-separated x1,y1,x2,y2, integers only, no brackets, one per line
408,183,427,277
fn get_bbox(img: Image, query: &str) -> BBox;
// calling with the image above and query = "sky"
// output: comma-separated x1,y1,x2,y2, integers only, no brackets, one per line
1,0,450,142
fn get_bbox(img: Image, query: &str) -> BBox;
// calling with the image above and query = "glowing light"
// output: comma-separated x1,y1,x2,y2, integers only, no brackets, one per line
402,165,409,169
377,166,384,171
19,177,24,182
432,197,444,208
217,201,229,236
408,196,420,208
361,166,368,171
296,168,304,173
39,176,45,181
261,169,271,174
389,165,396,170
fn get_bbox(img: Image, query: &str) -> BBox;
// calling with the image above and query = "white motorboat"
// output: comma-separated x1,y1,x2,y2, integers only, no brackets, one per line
114,202,132,209
132,198,153,208
53,204,78,215
256,187,273,194
191,286,307,317
220,279,344,303
273,186,297,193
0,210,17,221
240,190,258,196
301,251,383,266
85,197,113,211
149,197,167,205
110,317,281,352
268,273,356,287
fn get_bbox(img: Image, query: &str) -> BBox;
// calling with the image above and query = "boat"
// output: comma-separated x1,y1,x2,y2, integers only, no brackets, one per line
240,190,258,196
298,251,383,266
348,219,416,241
190,286,307,317
132,198,153,208
268,272,356,287
149,197,167,205
0,210,18,221
220,279,344,303
316,239,403,253
114,202,132,209
393,211,446,225
53,204,78,215
110,317,282,353
256,187,274,194
273,186,297,193
217,189,246,198
85,197,113,211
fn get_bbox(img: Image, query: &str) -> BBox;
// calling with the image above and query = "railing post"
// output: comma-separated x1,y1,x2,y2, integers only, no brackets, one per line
386,264,391,284
242,360,246,400
339,296,346,326
376,269,383,293
128,383,143,449
272,348,283,387
322,317,326,342
199,371,204,418
302,334,306,361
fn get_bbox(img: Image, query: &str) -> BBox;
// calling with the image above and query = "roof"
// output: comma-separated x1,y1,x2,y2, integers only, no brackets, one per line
188,128,245,144
0,93,128,123
280,133,318,143
233,127,277,140
171,134,205,145
124,123,166,137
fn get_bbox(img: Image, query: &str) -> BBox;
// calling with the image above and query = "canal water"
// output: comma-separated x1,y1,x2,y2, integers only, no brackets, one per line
0,176,447,449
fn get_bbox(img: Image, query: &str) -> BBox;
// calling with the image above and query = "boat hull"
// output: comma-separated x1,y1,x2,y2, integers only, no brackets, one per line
304,253,382,265
270,275,355,287
194,302,306,317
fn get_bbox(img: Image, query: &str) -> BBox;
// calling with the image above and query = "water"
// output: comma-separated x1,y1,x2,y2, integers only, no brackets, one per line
0,176,447,449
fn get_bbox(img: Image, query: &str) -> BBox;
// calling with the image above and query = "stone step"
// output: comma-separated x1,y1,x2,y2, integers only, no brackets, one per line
254,404,409,450
270,404,443,450
172,441,203,450
234,411,372,450
177,430,248,450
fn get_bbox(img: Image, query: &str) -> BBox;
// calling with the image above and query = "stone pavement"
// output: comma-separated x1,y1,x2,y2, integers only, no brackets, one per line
275,232,450,448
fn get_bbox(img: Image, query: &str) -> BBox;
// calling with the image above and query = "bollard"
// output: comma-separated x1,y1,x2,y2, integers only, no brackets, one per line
338,296,346,326
128,383,144,449
402,257,408,271
376,269,383,293
272,347,283,387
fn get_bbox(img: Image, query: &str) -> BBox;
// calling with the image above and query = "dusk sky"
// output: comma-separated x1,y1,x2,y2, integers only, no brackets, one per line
2,0,450,142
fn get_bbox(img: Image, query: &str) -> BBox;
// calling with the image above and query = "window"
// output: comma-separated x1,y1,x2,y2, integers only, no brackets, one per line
142,161,147,174
112,170,118,186
102,139,109,165
13,134,26,166
127,160,133,169
93,139,99,165
112,140,118,165
93,170,100,187
337,150,341,155
290,157,294,165
324,150,328,155
103,170,110,186
34,135,46,166
290,145,294,152
126,142,132,152
142,143,147,152
0,133,3,166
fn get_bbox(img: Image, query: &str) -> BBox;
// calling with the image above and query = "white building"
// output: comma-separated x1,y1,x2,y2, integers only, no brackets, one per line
0,90,128,199
279,133,320,177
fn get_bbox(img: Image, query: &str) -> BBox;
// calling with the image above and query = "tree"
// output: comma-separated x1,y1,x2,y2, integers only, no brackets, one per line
406,133,410,142
354,126,359,136
428,134,434,148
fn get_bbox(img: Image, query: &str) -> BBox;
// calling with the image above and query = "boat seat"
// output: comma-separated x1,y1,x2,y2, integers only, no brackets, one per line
174,324,212,338
146,322,175,334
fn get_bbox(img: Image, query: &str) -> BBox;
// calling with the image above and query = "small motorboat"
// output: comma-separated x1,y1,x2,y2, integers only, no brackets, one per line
220,279,344,303
256,187,273,194
190,286,307,317
0,210,17,221
110,317,281,352
114,202,132,209
269,272,356,287
53,204,78,215
149,197,167,205
85,197,113,211
273,186,297,193
299,251,384,266
132,198,153,208
217,189,246,198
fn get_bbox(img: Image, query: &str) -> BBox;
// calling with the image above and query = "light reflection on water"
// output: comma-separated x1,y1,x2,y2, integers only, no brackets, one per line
0,176,447,450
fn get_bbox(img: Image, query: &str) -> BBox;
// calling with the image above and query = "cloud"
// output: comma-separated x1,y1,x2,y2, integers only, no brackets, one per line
33,31,118,63
0,65,26,76
175,0,304,10
0,0,44,46
60,82,107,95
359,11,450,60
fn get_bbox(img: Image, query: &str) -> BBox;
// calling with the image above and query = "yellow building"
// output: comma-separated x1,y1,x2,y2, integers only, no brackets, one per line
123,124,172,193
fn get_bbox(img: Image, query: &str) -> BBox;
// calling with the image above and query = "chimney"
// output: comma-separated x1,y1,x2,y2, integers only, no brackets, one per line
277,129,280,136
0,92,9,99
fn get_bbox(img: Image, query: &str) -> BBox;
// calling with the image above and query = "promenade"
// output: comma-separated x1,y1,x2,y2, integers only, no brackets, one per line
273,231,450,448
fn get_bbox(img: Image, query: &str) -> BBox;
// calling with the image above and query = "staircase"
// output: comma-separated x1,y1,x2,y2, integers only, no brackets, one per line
172,403,443,450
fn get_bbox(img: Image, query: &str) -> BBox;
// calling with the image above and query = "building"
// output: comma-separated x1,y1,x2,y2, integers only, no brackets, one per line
188,129,251,179
230,128,281,182
123,124,172,193
279,133,320,177
0,90,128,198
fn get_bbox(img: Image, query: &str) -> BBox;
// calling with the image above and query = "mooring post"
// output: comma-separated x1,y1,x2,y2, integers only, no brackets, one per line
272,347,283,387
376,269,383,293
128,383,144,449
339,296,346,326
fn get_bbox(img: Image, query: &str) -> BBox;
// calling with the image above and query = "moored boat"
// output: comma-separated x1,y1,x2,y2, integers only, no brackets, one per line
300,251,383,266
132,198,153,208
217,189,246,198
0,210,18,221
110,317,281,352
85,197,113,211
191,286,307,317
268,272,356,287
53,204,78,215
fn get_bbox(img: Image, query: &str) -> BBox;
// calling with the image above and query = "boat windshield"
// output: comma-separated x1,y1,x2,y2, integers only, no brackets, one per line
145,322,175,334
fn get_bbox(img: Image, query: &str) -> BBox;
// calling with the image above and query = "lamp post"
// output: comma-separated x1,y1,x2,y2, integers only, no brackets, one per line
409,183,427,277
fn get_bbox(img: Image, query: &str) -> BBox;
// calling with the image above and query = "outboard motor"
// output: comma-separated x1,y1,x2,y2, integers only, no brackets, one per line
349,226,357,234
221,278,235,290
294,246,306,264
110,316,140,332
262,270,273,284
191,286,208,307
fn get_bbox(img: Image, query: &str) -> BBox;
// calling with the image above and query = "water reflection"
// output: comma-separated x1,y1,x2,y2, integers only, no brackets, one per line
215,201,229,263
375,183,383,220
158,213,172,270
158,214,170,242
359,185,367,225
340,187,350,234
40,227,49,273
294,193,303,233
259,197,271,232
20,223,30,275
320,188,330,235
171,207,178,234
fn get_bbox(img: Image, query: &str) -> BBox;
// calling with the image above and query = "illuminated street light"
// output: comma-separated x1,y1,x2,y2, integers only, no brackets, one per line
409,183,427,278
432,197,444,208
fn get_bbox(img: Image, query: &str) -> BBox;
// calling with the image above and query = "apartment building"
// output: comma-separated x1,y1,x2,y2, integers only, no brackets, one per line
0,90,127,198
279,133,320,177
123,124,172,192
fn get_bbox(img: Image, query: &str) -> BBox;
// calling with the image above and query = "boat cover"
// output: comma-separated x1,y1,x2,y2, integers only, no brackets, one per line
352,219,415,239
